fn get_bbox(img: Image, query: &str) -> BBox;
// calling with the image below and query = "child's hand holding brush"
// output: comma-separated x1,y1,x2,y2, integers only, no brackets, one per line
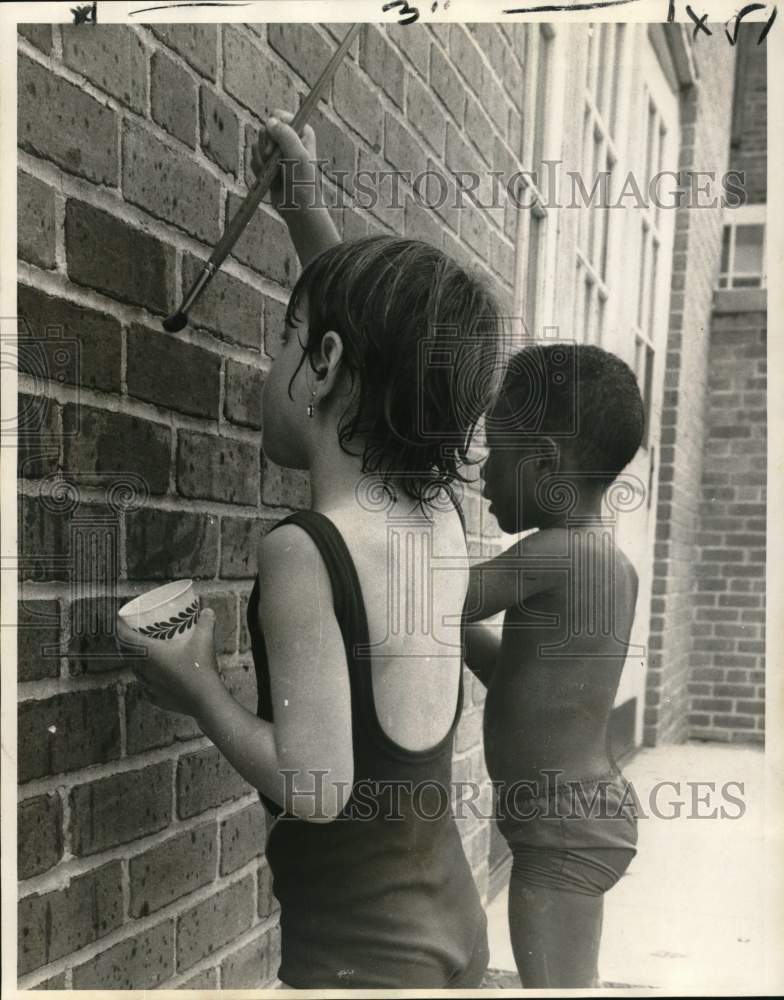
252,109,341,267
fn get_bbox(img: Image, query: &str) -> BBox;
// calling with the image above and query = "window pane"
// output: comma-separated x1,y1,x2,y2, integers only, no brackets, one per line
609,25,625,134
733,276,762,288
637,224,648,329
584,278,594,343
648,240,659,339
525,215,542,335
533,27,550,169
720,225,731,274
734,224,764,275
595,23,608,109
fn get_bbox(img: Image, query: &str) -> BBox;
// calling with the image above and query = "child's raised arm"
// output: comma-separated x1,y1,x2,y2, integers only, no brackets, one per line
463,528,568,624
252,110,341,268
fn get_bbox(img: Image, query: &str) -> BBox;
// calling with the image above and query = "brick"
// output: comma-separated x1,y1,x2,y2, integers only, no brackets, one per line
713,714,756,729
464,96,495,167
150,24,217,79
220,516,276,578
17,598,60,681
126,508,219,580
18,493,108,583
736,700,764,715
691,697,732,712
200,85,240,176
178,967,219,989
65,200,175,314
404,196,443,247
18,56,118,185
360,26,405,110
17,392,60,480
257,858,277,917
333,60,383,151
430,44,464,124
226,192,295,286
201,592,239,655
239,593,252,652
18,24,53,53
220,931,270,988
268,23,333,88
17,284,122,393
492,233,516,287
384,113,427,179
18,688,120,783
123,122,221,243
62,403,170,494
258,299,286,364
151,48,197,148
310,108,356,193
176,875,255,971
357,147,405,232
69,761,173,856
61,25,147,112
130,821,217,918
72,920,175,989
224,27,296,119
715,683,755,698
177,430,259,505
34,972,67,989
225,359,264,429
260,455,310,508
460,201,490,258
449,26,484,94
125,680,201,754
385,23,429,72
18,170,56,269
181,253,264,350
18,861,123,976
127,323,220,419
18,794,63,879
68,594,132,675
407,72,447,154
220,801,266,875
178,746,252,819
220,661,257,713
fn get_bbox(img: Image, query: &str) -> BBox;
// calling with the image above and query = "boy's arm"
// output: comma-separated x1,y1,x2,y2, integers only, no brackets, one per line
464,621,502,687
464,528,568,623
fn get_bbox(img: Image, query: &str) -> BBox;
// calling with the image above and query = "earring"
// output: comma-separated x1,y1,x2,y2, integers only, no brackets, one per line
307,390,317,418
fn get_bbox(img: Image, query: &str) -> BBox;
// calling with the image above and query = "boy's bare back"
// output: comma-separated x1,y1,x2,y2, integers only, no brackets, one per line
483,527,639,788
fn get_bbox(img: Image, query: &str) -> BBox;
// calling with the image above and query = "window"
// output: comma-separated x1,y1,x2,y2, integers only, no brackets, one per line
718,205,766,289
513,24,555,338
573,23,625,346
632,86,666,447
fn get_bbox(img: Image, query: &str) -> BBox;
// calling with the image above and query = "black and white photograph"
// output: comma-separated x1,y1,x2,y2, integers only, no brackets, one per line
2,0,781,994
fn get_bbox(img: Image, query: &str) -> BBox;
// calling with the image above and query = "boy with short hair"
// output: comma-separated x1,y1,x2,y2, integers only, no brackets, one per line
464,343,644,988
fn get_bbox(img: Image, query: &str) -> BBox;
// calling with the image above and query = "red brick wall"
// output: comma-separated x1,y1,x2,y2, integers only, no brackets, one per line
728,26,766,204
688,303,766,741
644,33,736,746
16,21,519,987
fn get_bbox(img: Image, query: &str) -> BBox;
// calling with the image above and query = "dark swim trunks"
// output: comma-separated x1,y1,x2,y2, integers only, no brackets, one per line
497,771,639,896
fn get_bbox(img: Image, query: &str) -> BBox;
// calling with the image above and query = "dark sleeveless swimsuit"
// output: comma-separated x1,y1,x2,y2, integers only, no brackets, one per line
246,509,488,989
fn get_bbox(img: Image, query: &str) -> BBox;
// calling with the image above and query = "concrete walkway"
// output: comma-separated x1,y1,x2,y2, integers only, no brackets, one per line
486,742,780,992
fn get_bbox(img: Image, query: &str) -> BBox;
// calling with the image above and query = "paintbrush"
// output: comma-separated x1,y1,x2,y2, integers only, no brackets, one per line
163,23,361,333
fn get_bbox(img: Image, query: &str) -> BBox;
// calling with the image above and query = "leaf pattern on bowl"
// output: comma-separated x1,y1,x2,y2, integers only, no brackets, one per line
137,599,200,640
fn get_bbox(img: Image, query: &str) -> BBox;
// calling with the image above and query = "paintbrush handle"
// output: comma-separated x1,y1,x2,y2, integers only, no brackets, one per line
204,23,360,275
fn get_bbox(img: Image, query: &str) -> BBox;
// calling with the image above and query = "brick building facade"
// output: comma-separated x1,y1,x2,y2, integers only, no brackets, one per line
14,17,765,990
15,20,514,988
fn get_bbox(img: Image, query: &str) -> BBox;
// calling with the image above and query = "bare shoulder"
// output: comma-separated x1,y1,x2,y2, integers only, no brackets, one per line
256,523,332,605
